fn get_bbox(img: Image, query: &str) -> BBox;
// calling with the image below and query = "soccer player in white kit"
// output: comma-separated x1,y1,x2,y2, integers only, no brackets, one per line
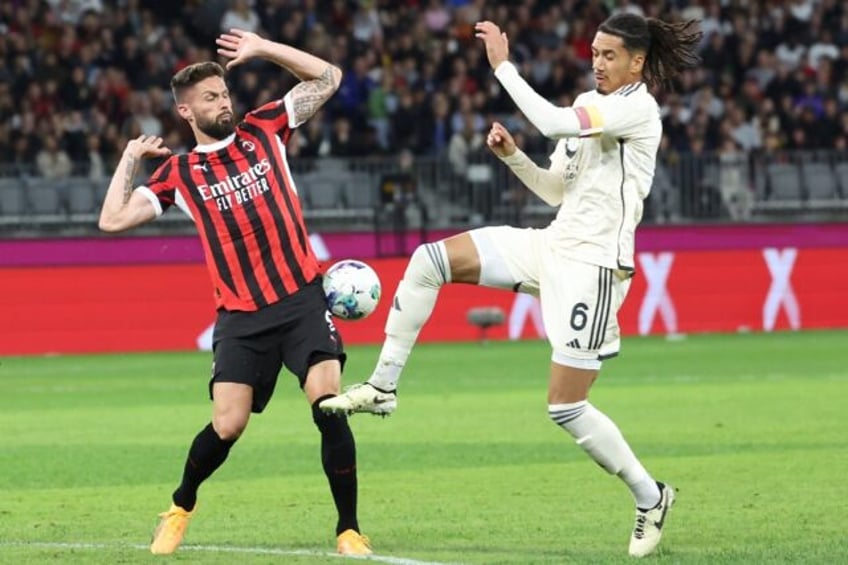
322,13,702,558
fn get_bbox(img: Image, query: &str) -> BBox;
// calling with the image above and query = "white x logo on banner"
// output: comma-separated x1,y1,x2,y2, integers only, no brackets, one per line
508,294,546,340
638,252,678,336
762,248,800,331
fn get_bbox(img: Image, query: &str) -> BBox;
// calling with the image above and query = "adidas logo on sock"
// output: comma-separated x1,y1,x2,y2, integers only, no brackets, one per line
566,338,581,349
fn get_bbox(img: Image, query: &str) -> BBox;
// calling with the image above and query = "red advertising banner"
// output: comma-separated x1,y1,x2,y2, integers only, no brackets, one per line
1,247,846,355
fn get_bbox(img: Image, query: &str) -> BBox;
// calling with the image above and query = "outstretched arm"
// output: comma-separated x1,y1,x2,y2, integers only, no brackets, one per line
216,29,342,126
98,135,170,232
475,21,585,139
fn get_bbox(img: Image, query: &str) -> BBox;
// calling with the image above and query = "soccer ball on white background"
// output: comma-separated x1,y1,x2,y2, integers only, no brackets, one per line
322,259,382,320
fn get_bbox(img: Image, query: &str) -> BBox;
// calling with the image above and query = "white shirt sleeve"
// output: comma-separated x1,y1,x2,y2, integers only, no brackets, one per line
174,190,194,220
494,61,653,140
135,186,163,216
284,92,303,129
499,148,565,206
494,62,583,139
587,88,657,139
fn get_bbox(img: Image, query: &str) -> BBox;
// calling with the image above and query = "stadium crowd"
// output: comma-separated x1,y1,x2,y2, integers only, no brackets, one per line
1,0,847,180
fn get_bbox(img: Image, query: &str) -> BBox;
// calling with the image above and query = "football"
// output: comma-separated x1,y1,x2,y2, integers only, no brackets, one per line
322,259,382,320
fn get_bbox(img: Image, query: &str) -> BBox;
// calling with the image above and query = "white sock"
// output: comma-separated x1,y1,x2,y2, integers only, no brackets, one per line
549,401,661,509
367,242,451,391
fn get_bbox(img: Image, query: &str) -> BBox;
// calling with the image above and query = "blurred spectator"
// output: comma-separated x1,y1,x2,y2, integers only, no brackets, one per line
424,0,452,34
448,113,483,177
328,116,376,157
390,87,422,152
83,133,106,180
775,33,806,71
380,148,418,206
422,91,452,155
1,0,848,180
125,93,164,137
296,109,331,158
220,0,260,34
352,0,382,46
808,29,839,69
718,139,752,221
336,54,375,124
36,135,72,179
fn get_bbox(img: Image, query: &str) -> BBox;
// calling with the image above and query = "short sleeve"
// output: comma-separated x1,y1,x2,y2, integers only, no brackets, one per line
136,157,177,216
244,96,296,143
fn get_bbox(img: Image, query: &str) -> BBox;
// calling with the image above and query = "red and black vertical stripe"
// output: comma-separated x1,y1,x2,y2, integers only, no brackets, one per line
222,140,293,302
249,102,292,142
150,159,175,208
240,123,313,285
198,152,269,309
174,153,242,307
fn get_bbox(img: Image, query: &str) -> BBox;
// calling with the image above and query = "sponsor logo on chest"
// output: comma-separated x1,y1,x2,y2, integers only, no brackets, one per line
197,158,273,211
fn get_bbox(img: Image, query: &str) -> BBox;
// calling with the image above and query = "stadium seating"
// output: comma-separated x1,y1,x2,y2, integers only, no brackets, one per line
801,162,843,209
763,162,804,205
342,172,379,210
25,178,67,220
834,163,848,199
66,178,98,216
295,171,346,217
0,178,26,220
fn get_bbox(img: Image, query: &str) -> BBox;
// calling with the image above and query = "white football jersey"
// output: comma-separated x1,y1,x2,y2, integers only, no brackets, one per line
546,82,661,271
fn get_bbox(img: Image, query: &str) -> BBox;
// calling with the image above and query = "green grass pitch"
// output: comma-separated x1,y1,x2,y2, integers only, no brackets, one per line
1,331,847,564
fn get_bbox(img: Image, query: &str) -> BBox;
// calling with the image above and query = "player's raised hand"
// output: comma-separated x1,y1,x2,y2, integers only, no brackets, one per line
216,29,267,69
125,135,171,159
474,21,509,70
486,122,516,158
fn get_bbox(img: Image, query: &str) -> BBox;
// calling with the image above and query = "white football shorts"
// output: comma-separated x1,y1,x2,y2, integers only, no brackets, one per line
469,226,632,370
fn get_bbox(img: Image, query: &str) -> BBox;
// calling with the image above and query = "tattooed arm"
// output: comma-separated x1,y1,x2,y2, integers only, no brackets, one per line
216,29,342,125
285,65,341,126
98,134,170,232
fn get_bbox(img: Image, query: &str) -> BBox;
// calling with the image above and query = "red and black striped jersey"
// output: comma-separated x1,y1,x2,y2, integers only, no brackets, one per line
137,96,320,311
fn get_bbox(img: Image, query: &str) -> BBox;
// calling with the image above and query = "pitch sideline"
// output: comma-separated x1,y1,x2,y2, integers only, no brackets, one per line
0,541,461,565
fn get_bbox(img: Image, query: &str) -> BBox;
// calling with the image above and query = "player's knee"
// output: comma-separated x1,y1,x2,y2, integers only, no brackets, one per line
406,242,450,288
547,401,588,436
213,414,248,441
312,399,353,436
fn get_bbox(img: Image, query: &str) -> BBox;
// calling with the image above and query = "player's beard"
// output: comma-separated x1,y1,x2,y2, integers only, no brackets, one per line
197,112,235,140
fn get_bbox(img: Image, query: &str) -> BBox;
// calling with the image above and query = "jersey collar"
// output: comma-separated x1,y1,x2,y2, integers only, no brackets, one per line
194,133,236,153
609,81,644,96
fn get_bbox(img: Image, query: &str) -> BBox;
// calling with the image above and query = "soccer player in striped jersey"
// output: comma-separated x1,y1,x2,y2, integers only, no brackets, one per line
99,29,371,556
322,13,701,558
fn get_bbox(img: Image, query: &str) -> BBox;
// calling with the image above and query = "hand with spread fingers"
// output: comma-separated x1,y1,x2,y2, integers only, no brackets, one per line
474,21,510,70
216,28,267,69
125,134,171,160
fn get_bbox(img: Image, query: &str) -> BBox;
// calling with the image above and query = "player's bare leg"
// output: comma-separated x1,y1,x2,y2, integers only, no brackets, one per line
320,233,479,416
546,363,673,557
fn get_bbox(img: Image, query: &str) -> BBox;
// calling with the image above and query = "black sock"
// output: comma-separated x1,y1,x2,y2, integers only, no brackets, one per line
172,423,236,511
312,395,359,535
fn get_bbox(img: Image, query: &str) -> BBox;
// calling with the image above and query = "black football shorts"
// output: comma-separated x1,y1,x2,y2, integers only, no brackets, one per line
209,279,346,413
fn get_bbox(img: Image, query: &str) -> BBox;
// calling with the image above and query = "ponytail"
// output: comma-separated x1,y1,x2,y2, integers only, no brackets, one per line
644,18,702,90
